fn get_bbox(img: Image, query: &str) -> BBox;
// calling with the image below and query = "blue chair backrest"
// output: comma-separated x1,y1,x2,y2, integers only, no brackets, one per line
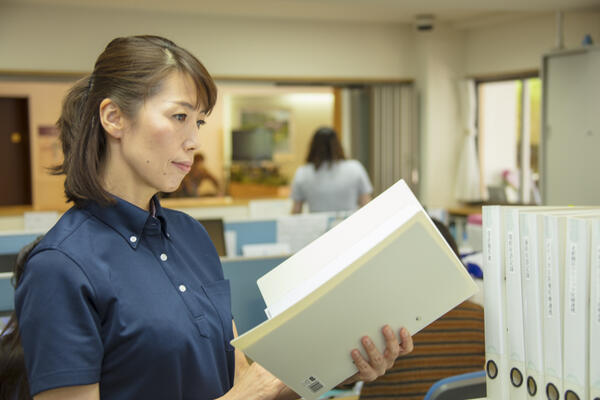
424,370,486,400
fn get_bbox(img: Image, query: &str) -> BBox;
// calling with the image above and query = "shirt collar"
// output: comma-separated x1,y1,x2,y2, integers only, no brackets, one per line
84,194,169,248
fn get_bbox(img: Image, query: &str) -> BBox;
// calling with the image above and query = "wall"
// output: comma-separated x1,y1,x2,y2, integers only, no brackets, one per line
0,3,416,80
415,24,467,208
464,11,600,76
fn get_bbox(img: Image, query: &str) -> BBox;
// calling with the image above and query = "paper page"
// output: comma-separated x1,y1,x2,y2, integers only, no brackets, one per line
23,211,59,232
224,230,237,257
266,205,421,318
248,199,293,219
242,243,291,257
258,180,423,308
276,213,329,254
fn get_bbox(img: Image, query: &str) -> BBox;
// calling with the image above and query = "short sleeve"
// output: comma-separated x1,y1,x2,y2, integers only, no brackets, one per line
15,249,103,396
355,161,373,195
290,167,306,202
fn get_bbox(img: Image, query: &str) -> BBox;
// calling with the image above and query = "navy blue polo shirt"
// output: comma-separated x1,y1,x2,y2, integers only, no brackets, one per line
15,196,235,399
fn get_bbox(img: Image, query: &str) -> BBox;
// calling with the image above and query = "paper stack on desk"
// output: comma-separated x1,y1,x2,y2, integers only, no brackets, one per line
231,179,479,400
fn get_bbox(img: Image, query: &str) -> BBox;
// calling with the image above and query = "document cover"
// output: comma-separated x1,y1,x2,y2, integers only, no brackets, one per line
231,180,478,399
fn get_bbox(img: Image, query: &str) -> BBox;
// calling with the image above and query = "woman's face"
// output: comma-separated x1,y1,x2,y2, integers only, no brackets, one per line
109,71,207,203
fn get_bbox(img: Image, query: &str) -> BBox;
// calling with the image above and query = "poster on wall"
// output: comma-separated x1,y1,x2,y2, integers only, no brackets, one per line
38,125,62,169
240,109,291,154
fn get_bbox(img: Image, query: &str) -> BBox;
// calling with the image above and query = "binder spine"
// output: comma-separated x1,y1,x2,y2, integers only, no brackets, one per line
589,219,600,400
562,218,590,400
519,212,545,399
541,215,563,400
504,209,528,400
483,206,509,400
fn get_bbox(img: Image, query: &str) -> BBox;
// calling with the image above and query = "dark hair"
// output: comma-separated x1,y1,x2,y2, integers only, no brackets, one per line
193,152,205,163
306,127,346,170
431,218,459,257
52,35,218,207
0,236,44,400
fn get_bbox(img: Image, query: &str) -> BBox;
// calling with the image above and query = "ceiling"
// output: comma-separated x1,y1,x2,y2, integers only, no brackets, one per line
9,0,600,24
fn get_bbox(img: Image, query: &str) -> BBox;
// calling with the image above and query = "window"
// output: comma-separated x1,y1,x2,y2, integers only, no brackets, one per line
477,76,541,204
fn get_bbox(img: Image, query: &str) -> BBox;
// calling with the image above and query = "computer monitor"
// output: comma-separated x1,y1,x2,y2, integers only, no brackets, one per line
197,219,227,257
0,254,17,273
231,128,274,161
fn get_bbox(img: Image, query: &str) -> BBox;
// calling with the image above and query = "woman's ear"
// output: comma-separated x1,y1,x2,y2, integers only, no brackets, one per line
99,98,125,139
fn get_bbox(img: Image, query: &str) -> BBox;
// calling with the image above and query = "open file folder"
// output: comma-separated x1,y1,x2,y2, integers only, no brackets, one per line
230,180,479,399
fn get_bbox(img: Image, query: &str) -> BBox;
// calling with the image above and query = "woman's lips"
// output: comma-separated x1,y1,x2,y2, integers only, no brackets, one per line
172,161,192,173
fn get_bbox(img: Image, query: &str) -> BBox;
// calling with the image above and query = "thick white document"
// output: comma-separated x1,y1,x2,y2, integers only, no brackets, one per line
519,211,545,400
231,180,478,400
540,209,600,400
503,207,528,400
590,218,600,400
482,206,509,400
563,216,592,400
541,212,567,400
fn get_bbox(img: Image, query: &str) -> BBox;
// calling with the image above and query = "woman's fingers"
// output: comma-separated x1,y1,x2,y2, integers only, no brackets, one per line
382,325,401,367
350,326,414,382
398,327,414,355
351,348,378,381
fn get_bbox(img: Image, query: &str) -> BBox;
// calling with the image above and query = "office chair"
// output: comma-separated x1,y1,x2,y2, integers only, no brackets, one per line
424,370,486,400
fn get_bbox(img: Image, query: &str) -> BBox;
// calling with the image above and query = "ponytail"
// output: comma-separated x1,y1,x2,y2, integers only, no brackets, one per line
0,236,44,400
53,75,112,207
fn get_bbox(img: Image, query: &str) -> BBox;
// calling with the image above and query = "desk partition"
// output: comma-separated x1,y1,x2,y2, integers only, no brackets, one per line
221,256,288,335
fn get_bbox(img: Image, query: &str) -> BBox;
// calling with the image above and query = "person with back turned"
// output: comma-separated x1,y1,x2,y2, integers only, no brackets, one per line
291,127,373,214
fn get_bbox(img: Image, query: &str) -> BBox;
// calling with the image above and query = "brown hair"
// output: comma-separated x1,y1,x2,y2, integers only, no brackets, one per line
0,236,44,400
53,35,218,207
306,127,346,170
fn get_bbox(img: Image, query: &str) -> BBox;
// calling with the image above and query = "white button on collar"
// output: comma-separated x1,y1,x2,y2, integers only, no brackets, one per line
178,285,187,292
160,253,168,261
129,235,137,243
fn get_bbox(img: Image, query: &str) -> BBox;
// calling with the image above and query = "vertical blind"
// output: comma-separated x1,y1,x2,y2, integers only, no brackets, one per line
371,84,418,196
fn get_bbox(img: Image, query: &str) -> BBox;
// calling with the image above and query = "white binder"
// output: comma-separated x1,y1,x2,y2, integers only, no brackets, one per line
541,209,600,400
503,207,528,400
519,211,545,399
563,216,591,400
482,206,509,400
590,218,600,400
541,212,567,400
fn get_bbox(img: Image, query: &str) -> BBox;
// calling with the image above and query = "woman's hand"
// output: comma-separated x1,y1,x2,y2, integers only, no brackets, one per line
342,325,414,384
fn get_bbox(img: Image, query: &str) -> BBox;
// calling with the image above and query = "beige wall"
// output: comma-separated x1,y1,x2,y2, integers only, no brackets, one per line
464,11,600,76
0,3,416,79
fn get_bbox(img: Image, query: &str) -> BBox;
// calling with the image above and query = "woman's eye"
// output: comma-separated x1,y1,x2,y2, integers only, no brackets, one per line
174,114,187,121
196,120,206,129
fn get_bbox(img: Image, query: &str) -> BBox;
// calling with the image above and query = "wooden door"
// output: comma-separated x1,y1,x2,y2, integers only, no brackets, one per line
0,97,31,206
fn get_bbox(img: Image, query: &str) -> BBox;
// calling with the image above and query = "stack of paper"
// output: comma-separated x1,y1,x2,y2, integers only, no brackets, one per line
231,180,479,400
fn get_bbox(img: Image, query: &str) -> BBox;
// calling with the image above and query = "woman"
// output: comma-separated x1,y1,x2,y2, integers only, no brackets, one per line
12,36,412,400
174,152,221,197
291,127,373,213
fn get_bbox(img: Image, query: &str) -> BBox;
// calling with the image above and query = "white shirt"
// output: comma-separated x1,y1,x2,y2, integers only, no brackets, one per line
290,159,373,213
